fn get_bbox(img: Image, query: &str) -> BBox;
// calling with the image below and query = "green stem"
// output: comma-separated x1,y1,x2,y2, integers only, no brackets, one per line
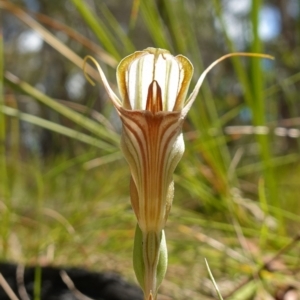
34,265,42,300
133,224,167,300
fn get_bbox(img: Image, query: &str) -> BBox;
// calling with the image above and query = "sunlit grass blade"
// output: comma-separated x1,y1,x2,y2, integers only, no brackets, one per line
44,151,123,178
204,258,224,300
82,152,124,170
176,207,290,243
149,0,185,53
236,153,299,176
70,0,121,60
96,2,135,54
44,151,98,178
0,273,19,300
0,21,11,260
56,99,116,131
180,225,250,263
258,178,270,249
251,0,280,228
139,0,170,49
31,11,118,67
4,72,119,145
1,105,117,151
212,0,281,231
265,71,300,97
226,281,258,300
0,1,106,82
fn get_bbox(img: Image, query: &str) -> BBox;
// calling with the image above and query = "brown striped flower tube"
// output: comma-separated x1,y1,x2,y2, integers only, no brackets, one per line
83,48,273,300
117,48,193,235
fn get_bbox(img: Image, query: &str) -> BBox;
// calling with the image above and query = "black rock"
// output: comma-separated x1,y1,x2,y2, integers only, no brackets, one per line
0,262,143,300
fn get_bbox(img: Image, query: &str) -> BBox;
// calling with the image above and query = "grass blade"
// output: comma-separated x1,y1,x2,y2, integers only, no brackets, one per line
0,12,11,259
140,0,170,49
97,2,135,54
32,11,118,67
70,0,121,60
0,1,106,82
4,72,119,145
204,258,224,300
1,105,116,150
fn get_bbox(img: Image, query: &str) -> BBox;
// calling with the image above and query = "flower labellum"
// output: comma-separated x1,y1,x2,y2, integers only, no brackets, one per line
83,48,274,300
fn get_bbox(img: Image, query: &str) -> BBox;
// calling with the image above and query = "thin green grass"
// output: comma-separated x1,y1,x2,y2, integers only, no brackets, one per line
0,18,11,260
205,258,224,300
70,0,122,60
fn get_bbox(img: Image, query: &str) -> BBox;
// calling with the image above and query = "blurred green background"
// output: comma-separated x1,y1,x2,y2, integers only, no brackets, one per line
1,0,300,299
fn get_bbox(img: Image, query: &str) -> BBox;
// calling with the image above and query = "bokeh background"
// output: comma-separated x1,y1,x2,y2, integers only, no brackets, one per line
1,0,300,299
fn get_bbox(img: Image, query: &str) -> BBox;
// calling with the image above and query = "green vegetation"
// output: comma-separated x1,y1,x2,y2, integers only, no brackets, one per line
1,0,300,299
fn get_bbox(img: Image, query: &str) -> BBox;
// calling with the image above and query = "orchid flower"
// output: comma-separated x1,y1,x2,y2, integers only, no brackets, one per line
83,48,273,300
